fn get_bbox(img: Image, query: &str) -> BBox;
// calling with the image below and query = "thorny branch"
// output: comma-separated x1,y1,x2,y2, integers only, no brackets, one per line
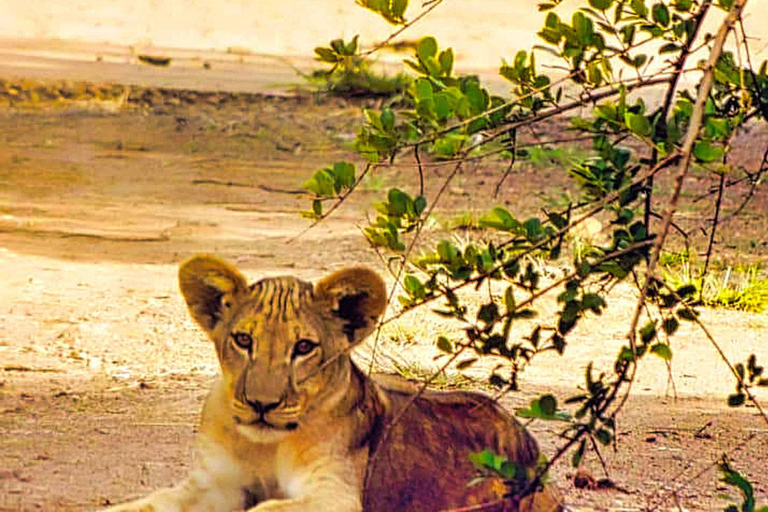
619,0,750,425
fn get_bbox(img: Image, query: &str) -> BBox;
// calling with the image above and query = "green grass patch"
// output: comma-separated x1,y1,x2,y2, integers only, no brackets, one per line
663,261,768,313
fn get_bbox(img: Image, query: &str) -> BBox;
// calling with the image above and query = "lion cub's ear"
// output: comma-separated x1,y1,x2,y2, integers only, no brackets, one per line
314,267,387,346
179,255,249,334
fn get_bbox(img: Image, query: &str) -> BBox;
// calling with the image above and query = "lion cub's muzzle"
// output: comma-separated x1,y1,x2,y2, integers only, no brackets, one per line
234,397,300,431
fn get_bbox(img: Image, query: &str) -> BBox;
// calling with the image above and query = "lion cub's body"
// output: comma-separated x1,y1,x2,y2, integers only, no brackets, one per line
105,256,561,512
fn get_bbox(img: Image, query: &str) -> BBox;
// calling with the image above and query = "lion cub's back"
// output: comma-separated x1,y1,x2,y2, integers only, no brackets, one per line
364,380,561,511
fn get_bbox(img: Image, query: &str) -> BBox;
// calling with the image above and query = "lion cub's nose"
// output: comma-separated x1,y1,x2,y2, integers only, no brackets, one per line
246,398,281,415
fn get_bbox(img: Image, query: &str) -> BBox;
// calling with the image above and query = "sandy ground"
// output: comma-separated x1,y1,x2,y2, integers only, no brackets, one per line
1,0,768,68
0,81,765,511
2,0,768,99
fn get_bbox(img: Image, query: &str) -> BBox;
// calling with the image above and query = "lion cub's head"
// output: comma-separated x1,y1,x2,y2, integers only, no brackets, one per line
178,255,387,441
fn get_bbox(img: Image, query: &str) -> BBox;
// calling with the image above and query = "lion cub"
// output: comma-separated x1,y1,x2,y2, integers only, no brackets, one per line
105,255,561,511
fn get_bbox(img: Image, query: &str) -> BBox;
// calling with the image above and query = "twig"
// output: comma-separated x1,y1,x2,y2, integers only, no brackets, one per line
373,134,596,170
191,178,258,188
587,434,610,478
414,144,424,196
622,0,749,416
3,365,63,373
493,128,517,198
191,179,308,195
663,285,768,425
288,162,374,243
482,240,655,409
646,433,758,510
702,171,726,275
362,0,446,58
645,0,713,235
457,76,672,157
367,160,465,375
380,153,680,328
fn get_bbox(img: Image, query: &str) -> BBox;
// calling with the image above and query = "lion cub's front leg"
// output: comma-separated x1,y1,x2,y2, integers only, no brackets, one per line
243,450,364,512
104,441,247,512
104,478,242,512
245,482,361,512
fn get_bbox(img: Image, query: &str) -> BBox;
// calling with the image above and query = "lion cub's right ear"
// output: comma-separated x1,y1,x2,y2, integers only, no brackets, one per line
178,255,249,334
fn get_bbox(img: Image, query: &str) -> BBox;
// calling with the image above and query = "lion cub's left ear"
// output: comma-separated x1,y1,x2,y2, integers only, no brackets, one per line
314,267,387,346
179,255,249,334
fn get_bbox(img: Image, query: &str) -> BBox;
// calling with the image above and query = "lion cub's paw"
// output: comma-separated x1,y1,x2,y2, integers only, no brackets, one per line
103,500,160,512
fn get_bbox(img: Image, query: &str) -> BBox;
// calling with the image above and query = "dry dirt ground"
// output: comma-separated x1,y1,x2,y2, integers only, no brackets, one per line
0,82,767,512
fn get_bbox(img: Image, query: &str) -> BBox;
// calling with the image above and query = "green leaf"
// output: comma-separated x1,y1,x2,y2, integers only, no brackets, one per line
404,274,425,298
650,343,673,361
523,217,543,239
329,38,345,54
437,240,460,262
662,317,679,335
595,428,612,445
539,394,557,416
675,284,697,299
659,43,680,54
345,35,359,55
438,48,454,76
477,303,499,324
417,36,438,60
436,335,453,353
504,286,516,312
498,460,520,480
432,134,464,157
413,195,427,215
464,82,488,114
314,47,338,63
434,92,451,119
538,27,562,45
456,358,478,370
479,207,519,232
588,0,614,10
364,109,382,130
572,12,594,44
303,168,337,197
332,161,356,191
631,0,648,17
625,112,652,137
582,293,606,314
380,108,395,132
652,3,670,26
631,54,648,68
357,0,407,24
387,188,412,215
414,78,433,100
621,24,636,45
693,140,724,163
727,393,745,407
391,0,409,20
571,439,586,467
640,320,658,344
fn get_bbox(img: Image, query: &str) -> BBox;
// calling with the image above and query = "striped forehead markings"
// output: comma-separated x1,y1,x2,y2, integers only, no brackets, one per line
249,277,314,321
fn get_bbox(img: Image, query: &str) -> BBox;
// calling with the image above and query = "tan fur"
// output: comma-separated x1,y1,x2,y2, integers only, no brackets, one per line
105,256,562,512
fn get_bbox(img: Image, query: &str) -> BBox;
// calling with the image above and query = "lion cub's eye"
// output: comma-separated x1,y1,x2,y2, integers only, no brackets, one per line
231,332,253,350
292,339,318,358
